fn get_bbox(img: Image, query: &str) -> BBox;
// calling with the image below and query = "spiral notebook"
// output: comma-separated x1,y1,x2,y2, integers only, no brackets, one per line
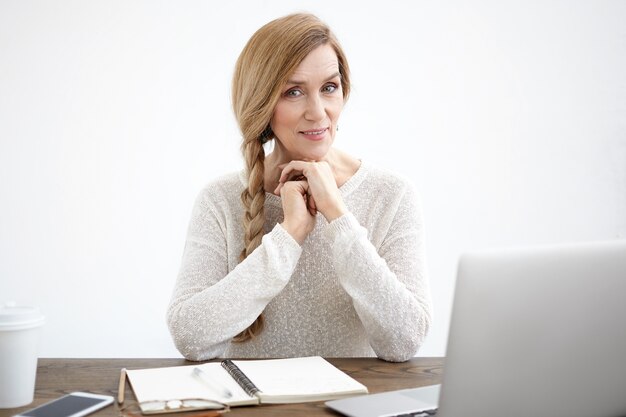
125,356,368,412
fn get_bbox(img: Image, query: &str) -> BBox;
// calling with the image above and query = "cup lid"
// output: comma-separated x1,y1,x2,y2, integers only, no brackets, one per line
0,302,46,331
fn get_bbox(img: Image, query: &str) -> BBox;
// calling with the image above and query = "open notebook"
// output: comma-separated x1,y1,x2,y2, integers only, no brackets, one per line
125,356,368,412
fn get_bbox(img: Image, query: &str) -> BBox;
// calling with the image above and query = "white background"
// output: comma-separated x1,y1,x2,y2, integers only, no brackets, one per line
1,0,625,358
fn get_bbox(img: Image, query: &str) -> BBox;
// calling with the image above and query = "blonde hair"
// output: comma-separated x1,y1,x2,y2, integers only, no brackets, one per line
231,13,351,342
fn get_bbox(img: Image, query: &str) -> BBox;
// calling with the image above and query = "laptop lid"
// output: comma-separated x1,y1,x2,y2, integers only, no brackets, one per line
438,240,626,417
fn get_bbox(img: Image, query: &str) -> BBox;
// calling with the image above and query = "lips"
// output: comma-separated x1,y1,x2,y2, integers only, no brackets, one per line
299,128,329,141
300,127,328,136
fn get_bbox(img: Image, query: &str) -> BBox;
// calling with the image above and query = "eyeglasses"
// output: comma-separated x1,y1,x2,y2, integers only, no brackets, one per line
119,398,230,416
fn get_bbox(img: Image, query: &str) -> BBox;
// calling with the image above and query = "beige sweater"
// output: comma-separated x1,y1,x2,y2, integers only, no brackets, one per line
166,162,432,362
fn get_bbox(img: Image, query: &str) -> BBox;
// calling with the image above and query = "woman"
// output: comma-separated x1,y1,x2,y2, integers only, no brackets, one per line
166,13,431,362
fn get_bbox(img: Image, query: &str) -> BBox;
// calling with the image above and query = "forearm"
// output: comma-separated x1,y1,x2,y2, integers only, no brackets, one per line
167,224,302,360
325,213,432,362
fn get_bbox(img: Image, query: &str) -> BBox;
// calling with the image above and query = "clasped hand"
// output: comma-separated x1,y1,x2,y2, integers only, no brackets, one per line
275,161,347,244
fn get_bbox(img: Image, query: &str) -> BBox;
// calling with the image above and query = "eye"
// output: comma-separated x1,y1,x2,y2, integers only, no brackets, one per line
284,88,303,98
322,83,338,94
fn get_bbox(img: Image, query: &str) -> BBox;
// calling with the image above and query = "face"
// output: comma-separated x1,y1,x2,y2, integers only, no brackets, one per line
270,44,344,162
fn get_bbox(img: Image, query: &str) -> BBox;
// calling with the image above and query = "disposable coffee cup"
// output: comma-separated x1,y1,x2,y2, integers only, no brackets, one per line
0,302,45,409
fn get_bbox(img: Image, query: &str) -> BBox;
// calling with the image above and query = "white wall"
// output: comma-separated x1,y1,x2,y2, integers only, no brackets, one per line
1,0,624,358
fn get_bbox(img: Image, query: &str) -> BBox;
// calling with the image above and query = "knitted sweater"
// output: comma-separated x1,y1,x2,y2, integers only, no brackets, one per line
166,161,432,362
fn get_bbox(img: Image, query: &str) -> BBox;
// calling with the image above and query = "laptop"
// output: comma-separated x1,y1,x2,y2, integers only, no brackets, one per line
327,240,626,417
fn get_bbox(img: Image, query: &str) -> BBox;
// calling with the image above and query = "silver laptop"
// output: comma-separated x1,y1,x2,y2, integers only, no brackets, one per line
327,240,626,417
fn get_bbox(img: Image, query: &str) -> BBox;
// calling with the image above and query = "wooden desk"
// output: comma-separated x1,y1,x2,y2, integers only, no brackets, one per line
0,358,443,417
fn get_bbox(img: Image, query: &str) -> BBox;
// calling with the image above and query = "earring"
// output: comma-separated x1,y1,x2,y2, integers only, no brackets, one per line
336,124,340,132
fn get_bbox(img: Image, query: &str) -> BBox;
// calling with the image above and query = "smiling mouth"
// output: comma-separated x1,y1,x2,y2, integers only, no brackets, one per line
300,128,328,135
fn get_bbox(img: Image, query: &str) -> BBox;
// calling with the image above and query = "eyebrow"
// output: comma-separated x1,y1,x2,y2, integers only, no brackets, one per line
286,71,341,86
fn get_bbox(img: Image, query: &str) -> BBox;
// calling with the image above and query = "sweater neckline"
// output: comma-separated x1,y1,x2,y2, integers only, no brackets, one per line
238,160,368,206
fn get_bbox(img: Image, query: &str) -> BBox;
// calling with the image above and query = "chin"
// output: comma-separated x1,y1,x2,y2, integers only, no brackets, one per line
298,148,332,161
301,140,334,161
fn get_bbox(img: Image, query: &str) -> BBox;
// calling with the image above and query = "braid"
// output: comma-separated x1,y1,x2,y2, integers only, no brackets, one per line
233,138,266,342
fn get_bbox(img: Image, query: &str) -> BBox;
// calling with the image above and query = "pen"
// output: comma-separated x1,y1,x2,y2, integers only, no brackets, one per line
193,367,233,399
118,368,127,404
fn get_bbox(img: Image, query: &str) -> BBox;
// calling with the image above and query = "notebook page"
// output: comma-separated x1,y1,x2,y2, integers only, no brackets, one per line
232,356,368,398
126,363,257,405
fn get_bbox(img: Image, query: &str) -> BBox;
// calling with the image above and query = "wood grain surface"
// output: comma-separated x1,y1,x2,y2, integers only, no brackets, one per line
1,358,443,417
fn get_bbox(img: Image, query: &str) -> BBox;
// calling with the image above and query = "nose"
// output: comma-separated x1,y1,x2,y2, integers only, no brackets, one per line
304,94,325,121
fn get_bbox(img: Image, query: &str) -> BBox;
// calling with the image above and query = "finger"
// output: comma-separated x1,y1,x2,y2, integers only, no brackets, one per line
277,163,296,184
307,194,317,216
278,161,312,183
277,170,303,186
275,178,296,195
308,194,317,212
279,179,309,196
298,179,310,194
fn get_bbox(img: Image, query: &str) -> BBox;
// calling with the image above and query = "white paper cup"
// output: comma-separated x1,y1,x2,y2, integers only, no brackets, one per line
0,302,45,409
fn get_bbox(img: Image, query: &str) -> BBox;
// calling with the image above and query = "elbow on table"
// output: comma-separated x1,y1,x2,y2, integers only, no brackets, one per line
168,327,226,362
165,305,225,361
376,335,427,363
176,344,217,362
377,305,432,362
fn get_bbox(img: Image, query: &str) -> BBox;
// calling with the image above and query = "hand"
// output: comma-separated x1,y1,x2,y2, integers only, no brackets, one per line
275,160,347,222
279,180,316,244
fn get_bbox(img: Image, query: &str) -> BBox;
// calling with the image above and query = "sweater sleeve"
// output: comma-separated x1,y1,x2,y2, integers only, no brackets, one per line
166,189,302,361
323,183,432,362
